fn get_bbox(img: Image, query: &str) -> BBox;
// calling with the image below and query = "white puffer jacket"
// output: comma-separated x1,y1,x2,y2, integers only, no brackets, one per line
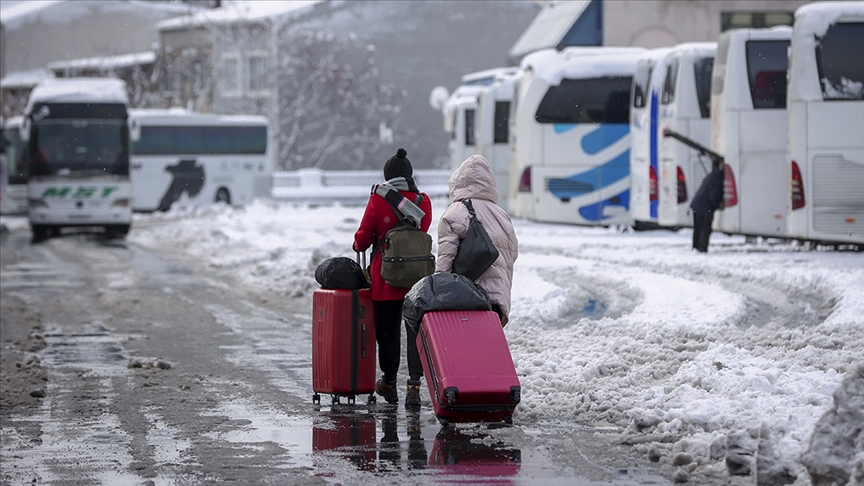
436,155,519,324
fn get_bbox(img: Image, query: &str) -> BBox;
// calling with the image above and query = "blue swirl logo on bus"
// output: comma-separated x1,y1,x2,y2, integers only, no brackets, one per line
547,124,631,222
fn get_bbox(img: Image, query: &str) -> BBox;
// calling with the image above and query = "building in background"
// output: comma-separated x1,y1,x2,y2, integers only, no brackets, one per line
509,0,812,65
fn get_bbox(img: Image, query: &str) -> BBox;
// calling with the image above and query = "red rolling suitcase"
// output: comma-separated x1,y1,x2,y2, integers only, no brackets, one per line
416,310,521,425
312,287,377,404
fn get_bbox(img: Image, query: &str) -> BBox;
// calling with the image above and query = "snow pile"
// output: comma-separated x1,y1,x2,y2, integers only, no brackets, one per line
115,198,863,483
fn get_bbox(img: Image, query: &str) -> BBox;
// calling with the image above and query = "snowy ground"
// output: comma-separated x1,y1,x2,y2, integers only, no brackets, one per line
6,197,861,482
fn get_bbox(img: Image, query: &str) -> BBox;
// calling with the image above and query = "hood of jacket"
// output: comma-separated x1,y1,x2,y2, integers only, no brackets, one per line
449,154,499,204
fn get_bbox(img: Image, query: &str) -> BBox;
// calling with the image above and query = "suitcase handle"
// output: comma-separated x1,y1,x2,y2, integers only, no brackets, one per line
356,251,371,286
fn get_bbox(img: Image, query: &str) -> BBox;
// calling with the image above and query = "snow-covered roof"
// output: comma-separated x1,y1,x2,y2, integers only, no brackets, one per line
665,42,717,62
0,0,64,25
129,108,267,125
156,0,321,30
26,78,129,112
522,47,646,85
0,69,55,89
460,67,520,86
508,0,591,64
47,51,156,72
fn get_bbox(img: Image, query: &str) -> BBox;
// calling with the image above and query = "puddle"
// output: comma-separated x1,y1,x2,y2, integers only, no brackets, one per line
41,323,128,374
582,299,608,318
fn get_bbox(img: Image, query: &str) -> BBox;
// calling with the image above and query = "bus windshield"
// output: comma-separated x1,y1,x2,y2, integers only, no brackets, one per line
632,64,653,109
536,77,633,124
30,119,129,177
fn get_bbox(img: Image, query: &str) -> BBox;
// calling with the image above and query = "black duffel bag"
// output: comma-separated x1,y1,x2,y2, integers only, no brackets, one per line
402,272,492,333
315,256,368,289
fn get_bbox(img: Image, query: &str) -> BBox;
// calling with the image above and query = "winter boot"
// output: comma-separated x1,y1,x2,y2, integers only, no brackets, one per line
375,378,398,404
405,380,422,409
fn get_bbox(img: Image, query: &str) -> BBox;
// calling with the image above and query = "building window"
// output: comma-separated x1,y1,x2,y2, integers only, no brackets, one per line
248,53,269,96
721,11,794,32
222,55,240,96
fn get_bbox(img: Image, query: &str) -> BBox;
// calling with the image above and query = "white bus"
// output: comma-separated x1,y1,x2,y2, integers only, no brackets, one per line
787,1,864,247
509,47,644,225
657,42,717,229
711,26,793,239
431,68,518,172
128,109,271,212
474,69,522,208
1,116,28,215
22,78,134,239
629,48,672,229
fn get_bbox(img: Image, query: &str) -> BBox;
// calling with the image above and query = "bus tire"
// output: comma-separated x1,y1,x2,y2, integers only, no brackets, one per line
215,188,231,205
31,225,49,241
105,224,130,240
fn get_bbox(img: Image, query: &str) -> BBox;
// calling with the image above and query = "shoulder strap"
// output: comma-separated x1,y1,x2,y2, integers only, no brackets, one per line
461,199,477,218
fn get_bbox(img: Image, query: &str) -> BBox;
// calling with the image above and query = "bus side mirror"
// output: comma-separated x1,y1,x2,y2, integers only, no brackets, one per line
20,117,30,142
129,118,140,142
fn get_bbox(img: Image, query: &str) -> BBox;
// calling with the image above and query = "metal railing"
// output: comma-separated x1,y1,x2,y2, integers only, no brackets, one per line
272,168,451,204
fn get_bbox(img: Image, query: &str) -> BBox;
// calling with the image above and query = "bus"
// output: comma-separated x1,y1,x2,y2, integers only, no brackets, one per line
473,69,522,208
657,42,717,229
787,1,864,247
1,116,28,215
509,47,645,225
629,48,672,229
128,109,271,212
711,26,793,239
431,68,519,172
22,78,134,239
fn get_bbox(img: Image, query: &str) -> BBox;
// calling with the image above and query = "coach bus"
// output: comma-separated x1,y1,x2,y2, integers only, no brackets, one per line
128,109,271,212
786,1,864,247
22,78,133,239
509,47,644,225
657,42,717,229
711,26,793,239
474,69,522,208
629,48,672,229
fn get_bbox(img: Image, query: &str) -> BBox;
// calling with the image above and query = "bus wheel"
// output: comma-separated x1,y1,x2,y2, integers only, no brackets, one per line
215,188,231,205
31,225,49,242
105,225,130,240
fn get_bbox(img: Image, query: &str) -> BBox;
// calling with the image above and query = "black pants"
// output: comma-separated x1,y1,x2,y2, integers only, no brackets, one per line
374,300,423,383
693,212,713,253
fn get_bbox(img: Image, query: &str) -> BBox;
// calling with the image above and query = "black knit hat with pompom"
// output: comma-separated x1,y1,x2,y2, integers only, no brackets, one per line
383,148,413,181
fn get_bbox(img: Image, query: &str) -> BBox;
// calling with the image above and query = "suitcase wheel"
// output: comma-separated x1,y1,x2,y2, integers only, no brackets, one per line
331,395,340,405
347,396,356,405
437,415,450,427
367,394,377,404
503,415,513,425
312,393,320,404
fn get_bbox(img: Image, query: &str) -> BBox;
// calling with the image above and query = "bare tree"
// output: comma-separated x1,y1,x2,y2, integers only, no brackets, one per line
275,28,401,171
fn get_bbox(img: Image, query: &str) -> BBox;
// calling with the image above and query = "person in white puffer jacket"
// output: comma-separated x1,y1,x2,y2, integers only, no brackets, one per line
436,154,519,325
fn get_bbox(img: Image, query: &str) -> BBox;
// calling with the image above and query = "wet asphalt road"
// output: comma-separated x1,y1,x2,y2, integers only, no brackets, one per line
0,224,718,485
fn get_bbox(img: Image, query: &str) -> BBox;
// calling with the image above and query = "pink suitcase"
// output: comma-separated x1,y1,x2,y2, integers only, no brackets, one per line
416,310,521,425
312,288,376,404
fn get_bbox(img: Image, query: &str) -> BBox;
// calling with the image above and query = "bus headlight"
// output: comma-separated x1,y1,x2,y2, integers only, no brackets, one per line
29,199,48,208
111,198,131,207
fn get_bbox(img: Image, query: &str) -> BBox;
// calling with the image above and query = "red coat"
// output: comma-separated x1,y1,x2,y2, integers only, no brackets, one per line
354,190,433,301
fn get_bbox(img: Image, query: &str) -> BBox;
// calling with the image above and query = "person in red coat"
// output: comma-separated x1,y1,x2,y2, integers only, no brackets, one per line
353,148,433,407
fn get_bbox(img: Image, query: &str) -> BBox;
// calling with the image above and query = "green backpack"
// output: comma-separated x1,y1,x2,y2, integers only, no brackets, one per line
379,194,435,288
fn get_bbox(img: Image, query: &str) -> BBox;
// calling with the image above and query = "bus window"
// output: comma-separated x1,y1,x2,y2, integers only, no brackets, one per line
661,58,680,105
632,64,653,109
694,57,714,118
494,101,509,144
816,22,864,101
133,126,266,155
465,109,476,146
535,77,634,124
745,40,790,109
